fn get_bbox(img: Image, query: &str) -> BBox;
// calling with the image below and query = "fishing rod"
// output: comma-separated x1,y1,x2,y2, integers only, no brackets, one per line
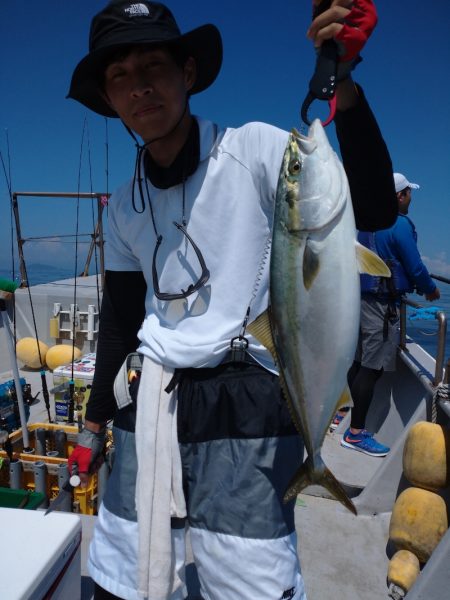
1,147,16,288
70,116,101,430
1,140,53,423
68,118,88,426
18,265,53,423
2,131,16,283
431,274,450,286
0,280,31,450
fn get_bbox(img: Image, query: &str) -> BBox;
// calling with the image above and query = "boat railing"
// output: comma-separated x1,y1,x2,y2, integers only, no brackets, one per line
400,298,447,386
399,274,450,419
11,191,109,289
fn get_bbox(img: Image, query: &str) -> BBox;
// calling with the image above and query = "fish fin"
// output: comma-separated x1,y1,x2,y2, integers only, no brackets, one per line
247,310,304,434
279,374,304,435
303,241,320,290
336,386,352,410
355,242,391,277
284,455,357,515
247,309,277,361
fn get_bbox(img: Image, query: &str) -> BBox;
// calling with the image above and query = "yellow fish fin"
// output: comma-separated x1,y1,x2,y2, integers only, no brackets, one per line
284,455,357,515
336,386,352,410
247,309,303,434
355,241,391,277
248,310,303,434
247,309,277,361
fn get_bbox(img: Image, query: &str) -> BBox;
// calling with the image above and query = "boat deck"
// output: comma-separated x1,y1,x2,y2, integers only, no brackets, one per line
296,493,391,600
18,364,395,600
77,489,392,600
2,364,394,600
1,284,449,599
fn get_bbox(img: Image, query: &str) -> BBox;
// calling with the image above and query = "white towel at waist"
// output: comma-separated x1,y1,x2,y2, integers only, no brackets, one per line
135,356,187,599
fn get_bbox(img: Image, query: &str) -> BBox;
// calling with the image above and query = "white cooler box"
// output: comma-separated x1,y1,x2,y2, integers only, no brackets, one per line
52,353,96,422
0,508,82,599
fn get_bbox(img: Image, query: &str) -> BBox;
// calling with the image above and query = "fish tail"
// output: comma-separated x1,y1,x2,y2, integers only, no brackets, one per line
283,455,357,515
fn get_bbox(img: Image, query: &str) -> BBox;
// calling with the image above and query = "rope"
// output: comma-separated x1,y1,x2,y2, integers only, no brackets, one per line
433,382,450,402
432,382,450,423
235,233,272,344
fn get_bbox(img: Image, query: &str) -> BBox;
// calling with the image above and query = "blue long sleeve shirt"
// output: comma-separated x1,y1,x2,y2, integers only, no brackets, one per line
374,214,436,295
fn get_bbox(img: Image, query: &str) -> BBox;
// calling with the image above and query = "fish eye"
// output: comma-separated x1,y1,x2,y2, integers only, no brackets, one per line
289,159,301,175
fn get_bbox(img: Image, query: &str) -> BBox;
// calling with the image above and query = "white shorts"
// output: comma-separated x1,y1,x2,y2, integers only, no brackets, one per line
89,359,307,600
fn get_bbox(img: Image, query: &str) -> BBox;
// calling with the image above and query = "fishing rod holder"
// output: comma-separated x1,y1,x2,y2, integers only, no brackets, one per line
0,422,108,514
52,302,99,341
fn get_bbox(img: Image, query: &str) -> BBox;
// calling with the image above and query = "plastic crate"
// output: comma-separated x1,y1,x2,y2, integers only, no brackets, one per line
0,486,46,510
1,453,98,515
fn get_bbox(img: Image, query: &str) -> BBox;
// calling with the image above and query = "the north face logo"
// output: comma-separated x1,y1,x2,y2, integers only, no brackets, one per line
124,3,150,16
280,587,296,600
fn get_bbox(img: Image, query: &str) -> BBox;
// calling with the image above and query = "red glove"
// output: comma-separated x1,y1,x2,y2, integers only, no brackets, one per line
68,444,93,475
68,426,106,487
309,1,378,62
335,0,378,62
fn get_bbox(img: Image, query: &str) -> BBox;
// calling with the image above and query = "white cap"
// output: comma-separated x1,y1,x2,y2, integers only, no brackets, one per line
393,172,420,193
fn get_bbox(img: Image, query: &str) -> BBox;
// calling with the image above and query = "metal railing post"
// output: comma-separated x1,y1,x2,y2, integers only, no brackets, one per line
434,310,447,386
11,191,109,289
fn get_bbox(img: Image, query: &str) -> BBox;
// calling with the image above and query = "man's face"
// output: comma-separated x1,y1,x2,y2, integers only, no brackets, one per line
397,187,412,214
103,46,195,142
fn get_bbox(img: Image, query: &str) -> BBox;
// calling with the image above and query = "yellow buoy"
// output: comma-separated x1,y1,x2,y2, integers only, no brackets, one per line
45,344,82,371
389,487,448,563
387,550,420,596
16,337,48,369
403,421,450,491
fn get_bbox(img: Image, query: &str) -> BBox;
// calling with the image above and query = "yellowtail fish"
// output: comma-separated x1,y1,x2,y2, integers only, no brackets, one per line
248,120,390,514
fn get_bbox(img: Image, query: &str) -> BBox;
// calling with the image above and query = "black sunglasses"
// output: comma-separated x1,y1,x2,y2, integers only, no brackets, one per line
152,221,210,301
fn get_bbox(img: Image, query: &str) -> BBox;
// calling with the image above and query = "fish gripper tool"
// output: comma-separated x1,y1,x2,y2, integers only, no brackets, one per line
301,39,338,127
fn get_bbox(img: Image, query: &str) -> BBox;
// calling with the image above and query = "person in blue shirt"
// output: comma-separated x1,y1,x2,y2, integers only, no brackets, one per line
333,172,440,456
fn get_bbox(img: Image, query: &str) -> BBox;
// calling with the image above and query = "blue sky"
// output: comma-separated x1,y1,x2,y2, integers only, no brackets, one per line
1,1,449,276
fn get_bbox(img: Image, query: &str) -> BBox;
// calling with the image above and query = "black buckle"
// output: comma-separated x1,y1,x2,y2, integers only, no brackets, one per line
227,336,249,363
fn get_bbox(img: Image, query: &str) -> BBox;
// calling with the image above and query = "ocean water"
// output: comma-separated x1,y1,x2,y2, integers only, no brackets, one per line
407,287,450,365
1,264,449,364
0,264,79,287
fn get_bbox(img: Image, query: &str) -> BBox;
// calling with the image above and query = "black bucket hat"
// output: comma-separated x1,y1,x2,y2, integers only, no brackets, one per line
67,1,223,118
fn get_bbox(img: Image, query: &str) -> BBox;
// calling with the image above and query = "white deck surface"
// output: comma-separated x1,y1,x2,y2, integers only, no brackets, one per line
296,494,391,600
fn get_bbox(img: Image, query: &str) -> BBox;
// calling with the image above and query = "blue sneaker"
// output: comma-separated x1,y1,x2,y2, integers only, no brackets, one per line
329,412,345,431
341,428,390,456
